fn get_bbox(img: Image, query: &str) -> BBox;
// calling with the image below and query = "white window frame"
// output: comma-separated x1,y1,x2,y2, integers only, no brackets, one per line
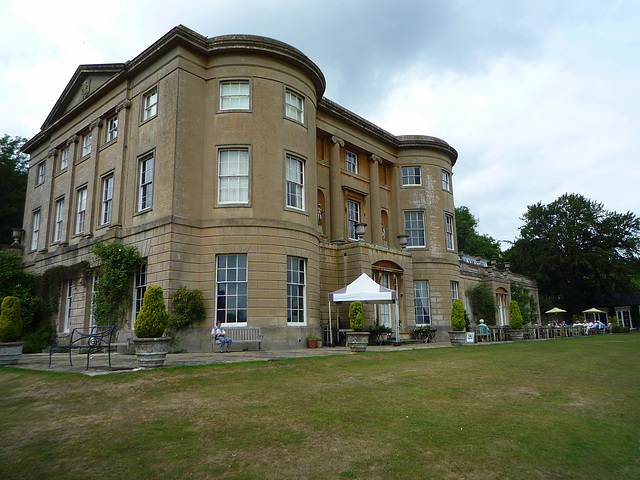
220,80,250,111
215,254,248,325
404,211,426,248
347,200,361,240
36,162,45,185
218,148,249,204
31,210,40,251
132,263,147,329
64,280,73,333
616,309,633,328
346,150,358,174
287,256,306,325
451,281,459,302
60,147,69,170
82,133,92,157
138,155,154,212
286,155,304,210
414,280,431,326
285,89,304,123
401,166,421,186
445,213,455,251
442,170,451,192
101,175,113,225
142,88,158,121
75,187,87,234
90,275,98,328
53,198,64,243
378,273,392,328
106,116,118,142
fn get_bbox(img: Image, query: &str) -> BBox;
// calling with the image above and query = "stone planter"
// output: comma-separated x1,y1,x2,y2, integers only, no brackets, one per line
0,341,25,365
132,337,171,367
448,331,467,346
346,331,370,352
509,328,524,341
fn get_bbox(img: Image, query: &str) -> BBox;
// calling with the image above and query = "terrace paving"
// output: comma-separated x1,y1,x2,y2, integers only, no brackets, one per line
9,342,449,375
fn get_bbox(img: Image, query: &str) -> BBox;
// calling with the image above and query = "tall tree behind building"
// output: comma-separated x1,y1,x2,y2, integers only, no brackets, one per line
0,135,28,245
505,193,640,315
455,206,503,261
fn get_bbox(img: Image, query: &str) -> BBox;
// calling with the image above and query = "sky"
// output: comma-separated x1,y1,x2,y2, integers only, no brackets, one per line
1,0,639,247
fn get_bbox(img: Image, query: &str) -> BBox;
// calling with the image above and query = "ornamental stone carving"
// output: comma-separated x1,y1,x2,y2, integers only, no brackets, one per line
329,135,344,147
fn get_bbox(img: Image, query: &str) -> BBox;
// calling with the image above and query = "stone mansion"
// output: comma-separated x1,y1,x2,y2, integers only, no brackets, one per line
19,26,538,350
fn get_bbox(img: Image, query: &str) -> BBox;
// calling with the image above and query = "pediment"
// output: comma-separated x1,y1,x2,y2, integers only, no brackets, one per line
42,64,125,130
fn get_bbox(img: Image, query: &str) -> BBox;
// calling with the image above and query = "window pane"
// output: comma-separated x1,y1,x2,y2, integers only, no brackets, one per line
216,254,248,324
287,257,305,323
404,211,425,247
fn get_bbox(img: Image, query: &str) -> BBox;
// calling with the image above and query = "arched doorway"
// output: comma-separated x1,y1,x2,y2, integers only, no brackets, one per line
372,261,403,328
496,287,509,326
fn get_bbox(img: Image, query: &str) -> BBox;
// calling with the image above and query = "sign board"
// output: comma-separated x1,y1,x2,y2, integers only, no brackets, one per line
466,332,475,344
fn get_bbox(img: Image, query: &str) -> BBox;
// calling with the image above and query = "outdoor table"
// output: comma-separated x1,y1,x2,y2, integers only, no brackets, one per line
489,327,504,342
425,329,437,343
373,331,391,345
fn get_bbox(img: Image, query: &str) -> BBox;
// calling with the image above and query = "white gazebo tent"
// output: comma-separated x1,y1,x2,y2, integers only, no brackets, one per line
328,273,399,345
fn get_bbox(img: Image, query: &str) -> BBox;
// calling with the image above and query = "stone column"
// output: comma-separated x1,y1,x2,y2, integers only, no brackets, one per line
329,136,344,242
369,154,383,245
392,164,404,247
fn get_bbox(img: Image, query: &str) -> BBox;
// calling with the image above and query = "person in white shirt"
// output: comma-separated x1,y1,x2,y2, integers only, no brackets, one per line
212,321,232,353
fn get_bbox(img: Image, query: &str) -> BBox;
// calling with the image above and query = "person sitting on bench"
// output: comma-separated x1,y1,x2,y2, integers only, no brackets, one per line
212,321,232,353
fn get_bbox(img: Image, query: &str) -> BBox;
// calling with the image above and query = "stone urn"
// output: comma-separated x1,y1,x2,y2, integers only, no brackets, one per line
346,331,370,352
448,331,467,346
509,328,524,341
0,341,25,365
132,337,172,367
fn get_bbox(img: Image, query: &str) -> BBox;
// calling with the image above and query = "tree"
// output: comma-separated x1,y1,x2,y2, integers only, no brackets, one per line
0,135,29,245
505,194,640,315
134,285,169,338
509,300,523,329
455,206,503,261
450,299,466,331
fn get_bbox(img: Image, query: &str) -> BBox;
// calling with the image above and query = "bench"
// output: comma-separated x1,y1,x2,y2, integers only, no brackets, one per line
49,326,115,370
212,326,263,351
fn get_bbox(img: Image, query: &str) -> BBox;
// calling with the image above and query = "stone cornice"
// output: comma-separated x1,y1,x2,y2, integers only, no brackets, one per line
318,97,458,165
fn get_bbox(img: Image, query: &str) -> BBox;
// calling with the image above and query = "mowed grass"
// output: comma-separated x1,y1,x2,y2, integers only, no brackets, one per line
1,335,639,480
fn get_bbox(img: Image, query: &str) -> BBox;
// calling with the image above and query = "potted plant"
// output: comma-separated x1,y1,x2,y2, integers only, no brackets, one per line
306,335,320,348
0,296,25,365
132,285,171,367
448,299,467,346
509,300,524,341
346,301,370,352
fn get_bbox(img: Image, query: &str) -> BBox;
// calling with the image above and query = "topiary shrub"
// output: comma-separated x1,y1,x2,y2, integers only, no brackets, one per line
169,286,206,330
509,300,524,329
134,286,169,338
0,296,22,342
349,301,364,331
451,300,465,331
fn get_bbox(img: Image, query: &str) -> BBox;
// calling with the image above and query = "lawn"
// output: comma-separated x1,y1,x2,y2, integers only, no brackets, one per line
1,335,639,479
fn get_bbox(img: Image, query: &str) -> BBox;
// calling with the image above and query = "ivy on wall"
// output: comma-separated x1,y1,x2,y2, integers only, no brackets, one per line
468,283,497,325
91,241,145,327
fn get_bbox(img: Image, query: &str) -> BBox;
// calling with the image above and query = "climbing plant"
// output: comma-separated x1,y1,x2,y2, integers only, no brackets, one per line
169,286,206,331
510,281,539,325
91,241,145,327
468,283,496,325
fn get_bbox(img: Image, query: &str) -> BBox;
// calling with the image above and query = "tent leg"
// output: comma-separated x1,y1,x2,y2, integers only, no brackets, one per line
329,301,333,347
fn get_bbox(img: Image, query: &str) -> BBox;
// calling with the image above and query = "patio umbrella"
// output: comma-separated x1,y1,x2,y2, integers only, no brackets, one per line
582,307,605,314
582,307,606,322
545,307,567,314
545,307,566,325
